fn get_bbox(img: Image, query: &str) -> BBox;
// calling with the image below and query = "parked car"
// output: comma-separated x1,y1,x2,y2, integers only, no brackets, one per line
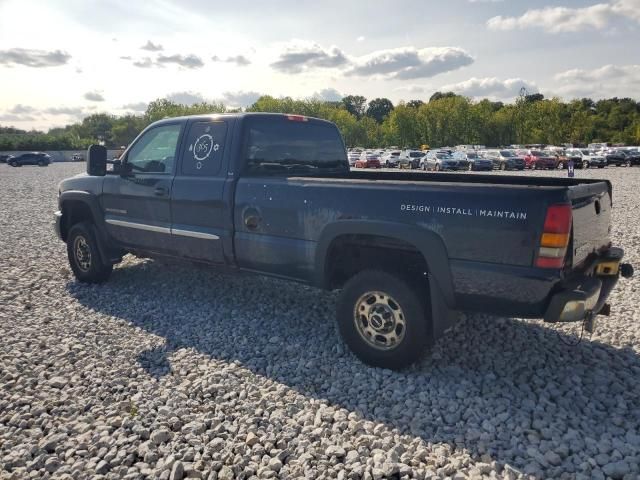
381,150,401,168
624,148,640,166
71,154,85,162
421,150,466,171
347,152,360,167
523,150,558,170
483,150,526,170
0,154,13,164
400,149,425,169
54,112,633,369
8,152,51,167
454,150,492,171
605,149,629,167
550,150,569,169
565,149,607,168
355,152,381,169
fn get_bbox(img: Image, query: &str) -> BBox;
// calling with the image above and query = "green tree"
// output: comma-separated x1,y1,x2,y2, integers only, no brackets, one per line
366,98,394,124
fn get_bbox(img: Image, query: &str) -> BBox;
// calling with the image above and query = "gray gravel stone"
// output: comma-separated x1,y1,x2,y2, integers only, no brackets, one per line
1,163,640,480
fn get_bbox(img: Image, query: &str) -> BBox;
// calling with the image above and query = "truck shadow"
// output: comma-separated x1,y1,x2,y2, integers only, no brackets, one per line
67,259,640,477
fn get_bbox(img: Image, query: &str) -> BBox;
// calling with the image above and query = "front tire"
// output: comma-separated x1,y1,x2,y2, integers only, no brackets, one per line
67,222,113,283
336,270,430,369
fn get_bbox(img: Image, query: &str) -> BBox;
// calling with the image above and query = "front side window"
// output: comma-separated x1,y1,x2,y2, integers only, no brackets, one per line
127,124,182,174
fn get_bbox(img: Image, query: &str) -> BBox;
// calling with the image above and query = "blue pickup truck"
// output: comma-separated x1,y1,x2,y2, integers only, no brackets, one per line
55,113,632,369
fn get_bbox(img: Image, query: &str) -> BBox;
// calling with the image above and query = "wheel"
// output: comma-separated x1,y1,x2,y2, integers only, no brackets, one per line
584,161,590,169
336,270,430,369
385,161,390,168
626,159,632,167
500,163,506,171
557,162,564,169
468,163,473,171
67,222,113,283
421,163,426,171
434,164,440,171
531,162,536,170
38,160,46,166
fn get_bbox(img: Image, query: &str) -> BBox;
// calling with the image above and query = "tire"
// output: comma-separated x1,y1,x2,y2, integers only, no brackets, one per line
67,222,113,283
336,270,430,369
434,164,440,172
38,160,45,166
625,160,632,167
421,163,426,171
468,163,473,171
585,161,590,169
500,163,506,171
557,162,564,169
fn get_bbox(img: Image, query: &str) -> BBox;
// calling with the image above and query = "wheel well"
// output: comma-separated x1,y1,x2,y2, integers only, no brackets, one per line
61,200,94,242
325,234,429,291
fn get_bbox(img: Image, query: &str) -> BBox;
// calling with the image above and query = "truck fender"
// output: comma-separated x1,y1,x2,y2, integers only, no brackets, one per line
59,191,112,266
314,220,456,308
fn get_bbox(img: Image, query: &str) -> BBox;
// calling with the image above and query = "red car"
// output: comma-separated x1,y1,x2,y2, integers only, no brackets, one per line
524,150,558,170
355,152,382,169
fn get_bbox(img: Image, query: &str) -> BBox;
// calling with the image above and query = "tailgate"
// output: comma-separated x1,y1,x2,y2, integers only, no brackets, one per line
569,181,611,265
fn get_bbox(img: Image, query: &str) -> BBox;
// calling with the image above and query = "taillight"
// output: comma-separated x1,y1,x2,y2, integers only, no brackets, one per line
536,204,572,269
287,115,308,122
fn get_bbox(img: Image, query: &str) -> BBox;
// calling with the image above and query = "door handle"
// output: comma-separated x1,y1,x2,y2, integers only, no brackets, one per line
154,186,168,196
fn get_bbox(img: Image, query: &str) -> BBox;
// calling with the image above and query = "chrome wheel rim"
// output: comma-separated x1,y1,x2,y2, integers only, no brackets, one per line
354,291,406,350
74,235,91,272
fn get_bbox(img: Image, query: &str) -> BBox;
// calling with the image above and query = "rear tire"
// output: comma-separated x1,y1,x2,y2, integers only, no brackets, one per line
67,222,113,283
336,270,430,369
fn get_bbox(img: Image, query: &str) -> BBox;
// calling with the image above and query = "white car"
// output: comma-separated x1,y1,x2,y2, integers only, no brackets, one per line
565,148,607,168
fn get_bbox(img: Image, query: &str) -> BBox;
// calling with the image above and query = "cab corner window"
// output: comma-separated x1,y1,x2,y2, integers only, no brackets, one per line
127,124,182,174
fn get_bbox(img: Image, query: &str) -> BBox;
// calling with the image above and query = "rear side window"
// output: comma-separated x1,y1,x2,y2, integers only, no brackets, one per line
180,121,228,176
244,117,347,175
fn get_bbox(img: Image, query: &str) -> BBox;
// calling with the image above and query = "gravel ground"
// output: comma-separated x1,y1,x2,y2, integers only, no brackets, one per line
1,163,639,480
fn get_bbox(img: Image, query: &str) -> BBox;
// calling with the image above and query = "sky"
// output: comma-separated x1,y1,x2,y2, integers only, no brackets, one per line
1,0,639,131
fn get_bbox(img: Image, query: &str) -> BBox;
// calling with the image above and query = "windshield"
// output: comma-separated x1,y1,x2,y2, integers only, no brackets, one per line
436,153,452,160
409,151,423,157
500,150,515,157
466,152,478,158
581,149,591,155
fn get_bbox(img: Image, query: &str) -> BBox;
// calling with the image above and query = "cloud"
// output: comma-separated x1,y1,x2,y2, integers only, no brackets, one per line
312,87,343,102
0,48,71,67
141,40,163,51
0,113,36,122
487,0,640,33
9,104,36,114
357,36,365,42
212,55,251,66
119,56,132,60
220,91,262,107
84,91,105,102
156,53,204,69
439,77,538,98
166,91,207,105
347,46,473,79
393,84,429,94
132,57,154,68
122,102,148,112
271,41,348,73
44,107,87,116
552,64,640,98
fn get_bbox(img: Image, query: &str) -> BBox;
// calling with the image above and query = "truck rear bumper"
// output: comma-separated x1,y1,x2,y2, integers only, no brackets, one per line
543,247,632,323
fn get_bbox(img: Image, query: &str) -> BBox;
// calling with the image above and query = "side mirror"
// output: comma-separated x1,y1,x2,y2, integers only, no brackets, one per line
87,145,107,176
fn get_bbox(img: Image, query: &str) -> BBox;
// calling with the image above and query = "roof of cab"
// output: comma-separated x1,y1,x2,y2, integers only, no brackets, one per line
150,112,335,128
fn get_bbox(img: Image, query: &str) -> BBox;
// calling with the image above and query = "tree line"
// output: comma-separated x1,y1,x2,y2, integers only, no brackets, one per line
1,93,639,151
